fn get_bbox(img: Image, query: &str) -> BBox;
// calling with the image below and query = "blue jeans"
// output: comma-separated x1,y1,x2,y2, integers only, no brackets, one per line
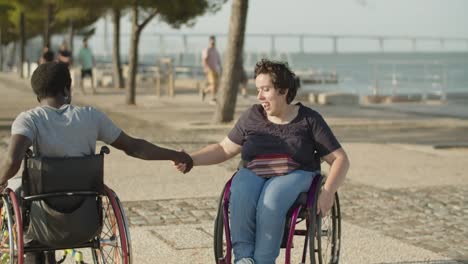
229,168,317,264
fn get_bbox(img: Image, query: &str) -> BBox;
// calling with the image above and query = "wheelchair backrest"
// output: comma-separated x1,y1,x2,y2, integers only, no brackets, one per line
20,148,110,247
24,154,104,196
22,151,106,214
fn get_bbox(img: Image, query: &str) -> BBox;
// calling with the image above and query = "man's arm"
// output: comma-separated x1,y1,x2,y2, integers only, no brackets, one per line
202,49,210,72
216,50,222,73
110,131,192,171
0,134,32,187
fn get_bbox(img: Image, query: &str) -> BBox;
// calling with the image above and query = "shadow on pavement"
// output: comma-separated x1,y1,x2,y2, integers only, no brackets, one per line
375,259,466,264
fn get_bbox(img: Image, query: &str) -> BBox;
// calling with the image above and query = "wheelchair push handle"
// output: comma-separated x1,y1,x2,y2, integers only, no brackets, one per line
25,149,33,158
100,146,110,155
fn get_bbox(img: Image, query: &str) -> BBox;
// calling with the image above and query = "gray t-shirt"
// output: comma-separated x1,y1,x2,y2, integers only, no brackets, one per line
228,103,341,171
11,104,121,157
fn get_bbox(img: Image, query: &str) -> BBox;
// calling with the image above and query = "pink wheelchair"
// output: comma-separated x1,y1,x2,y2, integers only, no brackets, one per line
214,166,341,264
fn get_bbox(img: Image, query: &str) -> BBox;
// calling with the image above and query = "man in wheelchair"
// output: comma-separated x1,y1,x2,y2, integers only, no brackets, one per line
0,62,193,263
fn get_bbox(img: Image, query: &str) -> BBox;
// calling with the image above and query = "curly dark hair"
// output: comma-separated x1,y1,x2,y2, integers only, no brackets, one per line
254,59,298,104
31,62,71,100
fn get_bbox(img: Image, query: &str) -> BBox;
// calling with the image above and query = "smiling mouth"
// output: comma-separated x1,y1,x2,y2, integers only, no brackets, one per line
262,102,270,110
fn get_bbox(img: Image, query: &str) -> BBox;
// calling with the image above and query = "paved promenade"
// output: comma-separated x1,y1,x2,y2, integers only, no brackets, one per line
0,73,467,263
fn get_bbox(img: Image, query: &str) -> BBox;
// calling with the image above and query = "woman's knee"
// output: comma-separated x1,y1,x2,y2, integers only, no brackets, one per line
231,169,264,197
256,171,316,217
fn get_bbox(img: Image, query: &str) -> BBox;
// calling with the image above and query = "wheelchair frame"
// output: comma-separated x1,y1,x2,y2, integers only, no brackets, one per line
0,146,132,264
213,172,341,264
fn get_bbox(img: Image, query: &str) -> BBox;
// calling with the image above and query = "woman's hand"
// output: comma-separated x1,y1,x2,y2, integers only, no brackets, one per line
173,150,193,174
174,162,188,173
316,188,335,217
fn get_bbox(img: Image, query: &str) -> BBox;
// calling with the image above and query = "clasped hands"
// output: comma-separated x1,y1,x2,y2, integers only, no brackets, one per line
173,150,193,174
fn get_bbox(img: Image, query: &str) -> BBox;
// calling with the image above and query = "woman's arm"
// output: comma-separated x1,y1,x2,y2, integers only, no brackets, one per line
317,147,350,215
191,137,242,166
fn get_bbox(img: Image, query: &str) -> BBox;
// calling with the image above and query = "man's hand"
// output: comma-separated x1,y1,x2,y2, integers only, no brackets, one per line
316,188,335,217
173,151,193,174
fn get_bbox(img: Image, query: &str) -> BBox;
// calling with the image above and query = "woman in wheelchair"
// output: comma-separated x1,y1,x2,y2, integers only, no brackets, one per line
176,59,349,264
0,62,193,263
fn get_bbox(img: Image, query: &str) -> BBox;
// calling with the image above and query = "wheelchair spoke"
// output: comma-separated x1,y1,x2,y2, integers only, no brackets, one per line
0,197,20,264
320,214,332,264
94,193,128,264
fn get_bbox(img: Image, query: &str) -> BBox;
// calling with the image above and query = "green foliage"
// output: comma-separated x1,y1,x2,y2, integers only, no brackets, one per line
139,0,225,28
0,0,226,45
0,0,106,44
0,4,13,42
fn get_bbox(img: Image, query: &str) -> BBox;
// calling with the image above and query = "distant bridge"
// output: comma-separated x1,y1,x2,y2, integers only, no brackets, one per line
124,32,468,54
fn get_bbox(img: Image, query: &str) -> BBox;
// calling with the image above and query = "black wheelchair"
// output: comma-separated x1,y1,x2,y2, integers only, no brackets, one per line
213,166,341,264
0,146,131,264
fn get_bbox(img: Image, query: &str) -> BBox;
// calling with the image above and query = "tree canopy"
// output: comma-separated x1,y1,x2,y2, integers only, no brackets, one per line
0,0,106,44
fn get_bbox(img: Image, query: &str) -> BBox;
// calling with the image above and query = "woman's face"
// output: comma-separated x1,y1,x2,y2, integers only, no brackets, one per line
255,73,288,116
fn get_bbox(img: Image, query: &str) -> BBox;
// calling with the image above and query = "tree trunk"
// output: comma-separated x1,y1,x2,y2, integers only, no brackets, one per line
213,0,249,123
43,3,53,47
0,28,3,72
112,8,124,89
68,19,74,57
126,4,140,105
9,42,17,70
126,3,156,105
19,12,25,78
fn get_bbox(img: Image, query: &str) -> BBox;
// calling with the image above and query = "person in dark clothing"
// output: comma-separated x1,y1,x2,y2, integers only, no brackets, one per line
57,41,72,67
176,59,350,264
39,44,54,65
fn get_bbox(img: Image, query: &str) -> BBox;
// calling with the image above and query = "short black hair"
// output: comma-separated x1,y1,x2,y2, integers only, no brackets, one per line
31,62,71,100
254,59,298,104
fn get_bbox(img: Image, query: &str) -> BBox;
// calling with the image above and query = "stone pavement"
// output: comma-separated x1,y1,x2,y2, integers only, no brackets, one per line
0,73,467,263
121,183,468,262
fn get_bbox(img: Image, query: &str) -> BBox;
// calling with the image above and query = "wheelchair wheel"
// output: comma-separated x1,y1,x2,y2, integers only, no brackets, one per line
92,187,130,264
213,184,228,264
314,192,341,264
0,189,24,264
113,193,132,264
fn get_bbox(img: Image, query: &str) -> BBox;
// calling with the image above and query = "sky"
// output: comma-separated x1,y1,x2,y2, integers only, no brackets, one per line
88,0,468,55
